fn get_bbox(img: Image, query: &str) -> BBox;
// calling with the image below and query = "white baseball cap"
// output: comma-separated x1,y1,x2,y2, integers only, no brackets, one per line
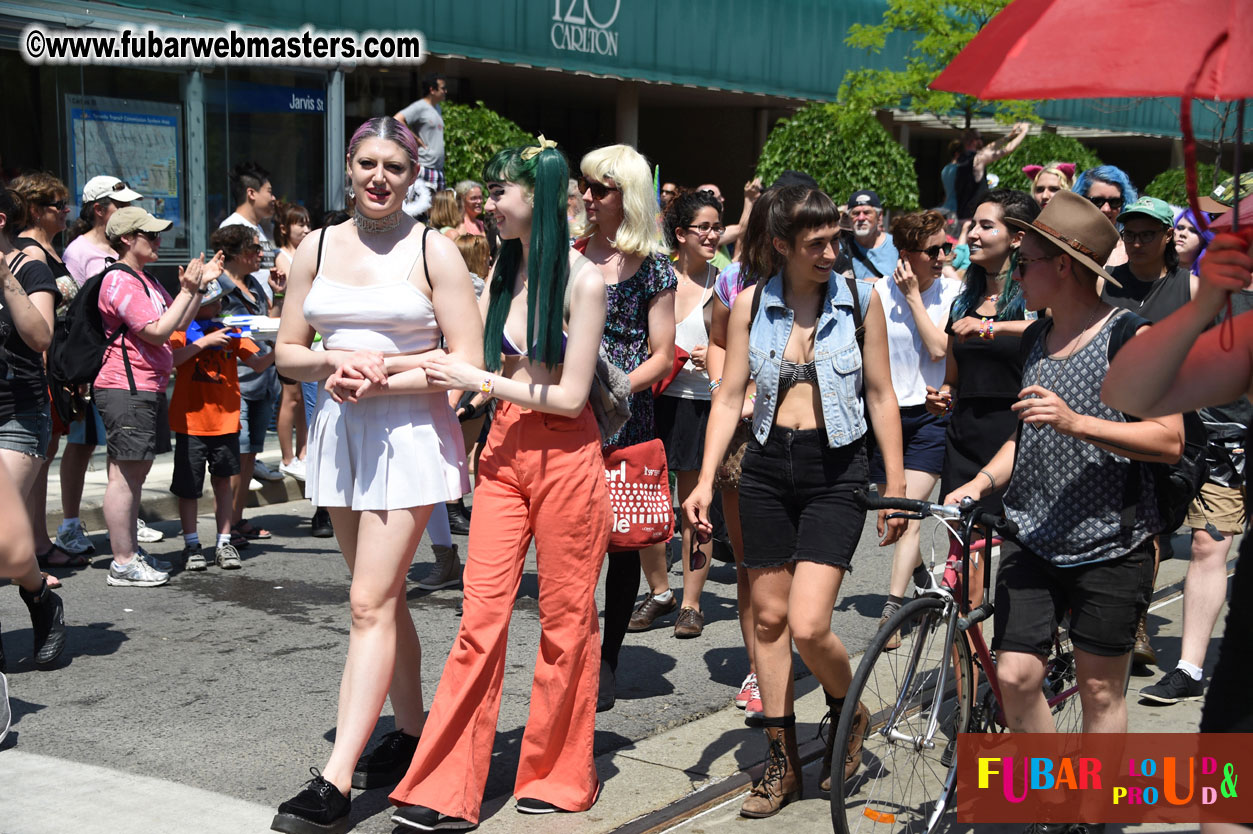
82,175,143,204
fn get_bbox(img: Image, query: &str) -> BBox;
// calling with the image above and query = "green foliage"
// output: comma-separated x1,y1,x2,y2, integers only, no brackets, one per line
1144,164,1232,206
756,105,919,211
986,134,1103,193
840,0,1036,127
442,101,533,186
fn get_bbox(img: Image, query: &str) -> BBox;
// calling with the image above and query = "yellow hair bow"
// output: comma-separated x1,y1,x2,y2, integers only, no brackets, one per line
520,134,558,161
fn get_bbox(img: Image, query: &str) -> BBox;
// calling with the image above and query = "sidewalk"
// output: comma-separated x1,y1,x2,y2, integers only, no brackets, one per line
42,441,304,535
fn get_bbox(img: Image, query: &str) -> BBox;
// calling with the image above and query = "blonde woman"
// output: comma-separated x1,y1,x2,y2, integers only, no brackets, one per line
575,144,677,710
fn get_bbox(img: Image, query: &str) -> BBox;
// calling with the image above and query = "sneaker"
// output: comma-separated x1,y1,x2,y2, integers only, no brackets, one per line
1,671,10,745
1140,667,1203,704
391,805,477,831
279,458,307,482
107,557,169,587
20,580,67,668
627,592,678,632
516,797,566,814
250,478,265,491
184,545,207,572
215,543,242,570
135,518,164,543
353,728,421,789
673,606,704,638
417,544,461,590
55,522,95,555
254,459,285,482
311,508,334,538
735,673,758,709
271,768,351,834
744,678,764,720
137,547,173,573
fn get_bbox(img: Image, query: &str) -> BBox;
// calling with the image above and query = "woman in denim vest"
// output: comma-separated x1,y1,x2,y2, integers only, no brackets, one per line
684,185,906,818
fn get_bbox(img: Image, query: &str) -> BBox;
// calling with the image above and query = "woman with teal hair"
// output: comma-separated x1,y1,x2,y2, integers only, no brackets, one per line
391,138,611,831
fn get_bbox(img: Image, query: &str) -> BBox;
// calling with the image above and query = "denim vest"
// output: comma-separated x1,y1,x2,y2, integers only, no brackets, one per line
748,272,872,448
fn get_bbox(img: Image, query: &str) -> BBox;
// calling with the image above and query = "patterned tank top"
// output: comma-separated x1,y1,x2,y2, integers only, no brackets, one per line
1002,311,1160,565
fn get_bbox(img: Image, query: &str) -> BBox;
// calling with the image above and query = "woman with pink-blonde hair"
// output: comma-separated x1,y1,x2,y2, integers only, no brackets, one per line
1022,161,1076,208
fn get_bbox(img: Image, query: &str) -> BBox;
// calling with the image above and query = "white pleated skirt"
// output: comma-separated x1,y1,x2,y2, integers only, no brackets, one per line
306,388,469,511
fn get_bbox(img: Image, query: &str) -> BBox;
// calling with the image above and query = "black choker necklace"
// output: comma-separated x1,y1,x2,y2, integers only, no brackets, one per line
354,207,402,234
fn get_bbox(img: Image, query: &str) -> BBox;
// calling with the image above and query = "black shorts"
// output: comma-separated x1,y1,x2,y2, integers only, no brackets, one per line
992,538,1154,658
95,388,171,462
655,395,710,472
868,404,947,482
171,433,241,499
738,427,867,571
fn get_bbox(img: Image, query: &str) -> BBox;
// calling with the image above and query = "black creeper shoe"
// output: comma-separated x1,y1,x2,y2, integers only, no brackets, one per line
352,728,420,789
271,768,351,834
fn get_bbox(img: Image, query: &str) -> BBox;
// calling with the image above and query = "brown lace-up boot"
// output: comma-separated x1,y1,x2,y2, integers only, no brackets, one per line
820,694,871,791
740,716,803,818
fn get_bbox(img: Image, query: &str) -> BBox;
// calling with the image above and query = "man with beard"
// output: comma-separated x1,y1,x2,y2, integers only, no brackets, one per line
844,189,897,282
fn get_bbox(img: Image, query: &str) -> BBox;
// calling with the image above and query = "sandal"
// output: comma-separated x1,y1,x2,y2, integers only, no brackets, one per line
36,544,90,569
232,520,271,540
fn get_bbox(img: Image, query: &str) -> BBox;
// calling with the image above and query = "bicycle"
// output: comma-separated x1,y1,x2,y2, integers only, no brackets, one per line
830,491,1084,834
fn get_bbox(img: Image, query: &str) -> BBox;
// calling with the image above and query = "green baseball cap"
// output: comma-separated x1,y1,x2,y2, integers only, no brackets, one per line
1116,196,1174,227
1198,172,1253,213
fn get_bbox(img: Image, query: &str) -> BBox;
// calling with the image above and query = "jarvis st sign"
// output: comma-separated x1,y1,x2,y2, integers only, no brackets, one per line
551,0,620,57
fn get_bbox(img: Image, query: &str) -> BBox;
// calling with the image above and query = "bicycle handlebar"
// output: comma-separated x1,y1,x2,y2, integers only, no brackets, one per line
853,489,1019,538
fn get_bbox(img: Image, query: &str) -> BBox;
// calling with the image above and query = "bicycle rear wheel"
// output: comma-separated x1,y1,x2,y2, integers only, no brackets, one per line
832,596,973,834
1044,620,1084,734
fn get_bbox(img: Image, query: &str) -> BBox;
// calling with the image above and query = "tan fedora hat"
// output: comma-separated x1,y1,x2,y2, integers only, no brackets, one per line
1005,189,1122,288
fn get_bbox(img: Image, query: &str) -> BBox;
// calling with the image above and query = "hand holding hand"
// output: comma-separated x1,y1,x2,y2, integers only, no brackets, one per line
332,350,388,387
419,353,482,392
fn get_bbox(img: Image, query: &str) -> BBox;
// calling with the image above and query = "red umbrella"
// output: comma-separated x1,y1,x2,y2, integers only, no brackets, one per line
930,0,1249,234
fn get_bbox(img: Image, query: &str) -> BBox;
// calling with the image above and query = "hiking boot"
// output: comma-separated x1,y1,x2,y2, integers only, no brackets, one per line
184,544,207,572
879,614,902,651
417,544,461,590
673,607,704,638
271,768,351,834
740,718,802,818
627,592,677,632
819,698,870,791
392,804,477,831
353,728,420,789
107,557,169,587
20,579,66,668
216,543,242,570
1132,614,1157,667
1140,667,1203,704
55,521,95,555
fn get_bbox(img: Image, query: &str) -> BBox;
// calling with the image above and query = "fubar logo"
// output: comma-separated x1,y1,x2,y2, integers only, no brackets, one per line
551,0,620,57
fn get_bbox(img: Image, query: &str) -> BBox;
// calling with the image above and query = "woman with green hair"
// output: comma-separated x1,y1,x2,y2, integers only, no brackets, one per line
390,138,611,831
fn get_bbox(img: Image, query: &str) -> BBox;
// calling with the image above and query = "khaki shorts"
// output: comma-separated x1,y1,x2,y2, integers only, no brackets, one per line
1185,481,1246,535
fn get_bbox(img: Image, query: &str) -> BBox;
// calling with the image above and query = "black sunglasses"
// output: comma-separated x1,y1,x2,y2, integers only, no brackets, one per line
1089,195,1124,210
908,242,954,259
43,199,68,211
578,177,619,200
138,230,162,241
690,528,711,572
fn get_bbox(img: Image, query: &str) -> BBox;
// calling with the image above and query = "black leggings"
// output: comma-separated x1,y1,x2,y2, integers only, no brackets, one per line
601,550,641,672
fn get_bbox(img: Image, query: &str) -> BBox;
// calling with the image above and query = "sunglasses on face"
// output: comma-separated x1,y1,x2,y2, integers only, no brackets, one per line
908,242,954,259
242,242,263,253
578,177,618,200
690,529,711,572
43,200,68,211
1089,195,1124,210
685,222,726,237
138,230,161,242
1120,229,1165,246
1015,253,1055,273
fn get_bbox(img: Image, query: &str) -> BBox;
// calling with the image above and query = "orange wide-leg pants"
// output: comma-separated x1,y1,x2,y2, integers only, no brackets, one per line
390,402,611,822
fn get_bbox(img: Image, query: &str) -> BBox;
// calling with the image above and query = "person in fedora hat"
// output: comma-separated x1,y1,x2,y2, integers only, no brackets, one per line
944,189,1184,750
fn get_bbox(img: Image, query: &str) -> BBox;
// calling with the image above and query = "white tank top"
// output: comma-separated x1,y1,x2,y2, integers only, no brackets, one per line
304,273,441,354
664,266,715,400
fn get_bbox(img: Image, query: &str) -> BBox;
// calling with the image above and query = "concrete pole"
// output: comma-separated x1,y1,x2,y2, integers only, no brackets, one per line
616,81,639,147
181,70,206,258
326,70,346,212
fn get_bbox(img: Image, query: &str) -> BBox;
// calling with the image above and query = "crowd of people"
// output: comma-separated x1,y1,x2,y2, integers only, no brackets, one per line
0,101,1249,834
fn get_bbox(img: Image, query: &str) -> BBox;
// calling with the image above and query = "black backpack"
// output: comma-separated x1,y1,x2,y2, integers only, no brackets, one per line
1103,311,1209,534
47,262,152,422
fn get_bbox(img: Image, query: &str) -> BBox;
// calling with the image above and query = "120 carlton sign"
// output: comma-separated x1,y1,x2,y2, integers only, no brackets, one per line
551,0,620,57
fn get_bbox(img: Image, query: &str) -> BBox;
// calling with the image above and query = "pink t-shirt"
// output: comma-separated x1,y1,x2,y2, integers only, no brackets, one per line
95,267,175,392
63,235,116,287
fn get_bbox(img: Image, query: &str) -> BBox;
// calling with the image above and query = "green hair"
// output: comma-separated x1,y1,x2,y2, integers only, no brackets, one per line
482,144,571,372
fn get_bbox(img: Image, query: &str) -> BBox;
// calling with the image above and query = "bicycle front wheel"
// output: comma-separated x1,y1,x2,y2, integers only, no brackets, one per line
832,596,973,834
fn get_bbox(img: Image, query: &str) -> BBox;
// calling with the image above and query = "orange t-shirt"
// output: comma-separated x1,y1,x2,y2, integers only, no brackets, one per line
168,328,262,436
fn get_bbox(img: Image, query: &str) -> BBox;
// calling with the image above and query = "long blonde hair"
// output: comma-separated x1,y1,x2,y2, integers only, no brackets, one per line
575,144,667,257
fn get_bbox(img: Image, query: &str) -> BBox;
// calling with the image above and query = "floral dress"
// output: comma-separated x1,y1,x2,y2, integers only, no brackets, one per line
602,252,677,447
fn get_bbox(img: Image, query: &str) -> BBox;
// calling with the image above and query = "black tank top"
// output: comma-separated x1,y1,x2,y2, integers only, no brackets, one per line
1103,265,1191,324
14,236,70,280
